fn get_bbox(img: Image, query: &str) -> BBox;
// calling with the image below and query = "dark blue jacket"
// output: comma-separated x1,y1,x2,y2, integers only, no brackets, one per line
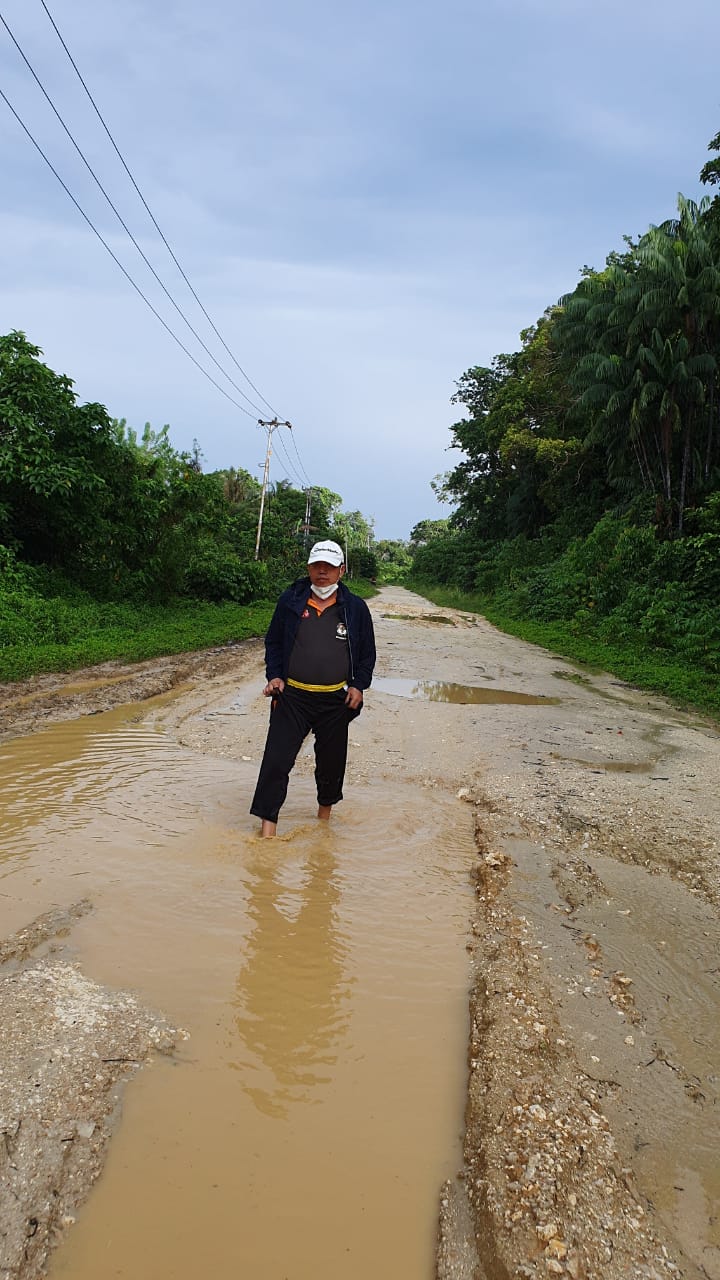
265,578,376,692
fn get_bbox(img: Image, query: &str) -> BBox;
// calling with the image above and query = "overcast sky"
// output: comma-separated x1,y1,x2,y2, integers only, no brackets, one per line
2,0,719,539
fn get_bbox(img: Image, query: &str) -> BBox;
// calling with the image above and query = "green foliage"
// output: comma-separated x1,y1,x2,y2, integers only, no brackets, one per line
444,317,586,543
409,517,450,548
700,129,720,189
0,334,379,682
412,130,720,715
1,331,118,567
411,580,720,716
341,578,379,600
347,547,378,579
375,538,412,583
0,333,375,608
0,570,274,681
410,503,720,688
184,542,269,602
0,543,35,589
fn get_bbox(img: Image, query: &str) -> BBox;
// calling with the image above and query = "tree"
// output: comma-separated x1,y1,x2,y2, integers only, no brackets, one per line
639,196,720,513
445,316,584,541
560,196,720,532
0,331,117,567
375,538,412,582
409,518,450,549
699,128,720,190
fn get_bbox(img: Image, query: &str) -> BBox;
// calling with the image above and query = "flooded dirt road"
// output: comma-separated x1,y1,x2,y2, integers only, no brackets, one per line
1,585,719,1279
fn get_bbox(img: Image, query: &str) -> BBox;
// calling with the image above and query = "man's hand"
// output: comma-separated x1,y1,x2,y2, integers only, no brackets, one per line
345,686,363,710
263,677,285,697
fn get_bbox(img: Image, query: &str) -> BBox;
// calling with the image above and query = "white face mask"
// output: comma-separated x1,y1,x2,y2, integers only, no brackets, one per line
310,581,339,600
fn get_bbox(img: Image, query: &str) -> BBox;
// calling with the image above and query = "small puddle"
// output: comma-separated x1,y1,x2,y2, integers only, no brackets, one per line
382,613,457,625
547,724,674,775
374,676,559,706
551,753,655,774
0,705,475,1279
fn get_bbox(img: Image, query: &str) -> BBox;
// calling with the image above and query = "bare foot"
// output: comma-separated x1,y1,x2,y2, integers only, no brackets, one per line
317,805,332,821
260,819,277,838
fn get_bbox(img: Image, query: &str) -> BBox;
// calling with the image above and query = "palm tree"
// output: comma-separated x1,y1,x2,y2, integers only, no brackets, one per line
634,197,720,526
559,196,720,532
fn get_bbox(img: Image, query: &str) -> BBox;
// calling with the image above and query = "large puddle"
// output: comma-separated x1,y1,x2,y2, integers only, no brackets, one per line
0,702,475,1278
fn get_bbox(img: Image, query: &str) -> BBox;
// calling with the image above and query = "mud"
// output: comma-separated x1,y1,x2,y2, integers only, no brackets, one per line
0,906,180,1280
1,585,719,1278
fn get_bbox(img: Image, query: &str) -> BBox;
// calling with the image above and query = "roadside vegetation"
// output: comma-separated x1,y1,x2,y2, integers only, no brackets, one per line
0,334,376,681
406,126,720,717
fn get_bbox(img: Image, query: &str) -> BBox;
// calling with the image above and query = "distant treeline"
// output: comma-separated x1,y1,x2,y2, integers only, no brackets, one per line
409,127,720,686
0,331,376,677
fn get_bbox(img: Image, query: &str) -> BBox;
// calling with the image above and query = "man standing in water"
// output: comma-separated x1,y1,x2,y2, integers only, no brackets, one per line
250,540,376,838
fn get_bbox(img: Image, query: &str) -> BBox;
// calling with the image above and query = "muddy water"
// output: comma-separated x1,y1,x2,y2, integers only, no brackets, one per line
0,702,475,1279
374,676,559,705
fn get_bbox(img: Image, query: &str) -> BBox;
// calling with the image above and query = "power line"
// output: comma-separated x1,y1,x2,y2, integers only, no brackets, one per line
3,7,318,493
37,0,281,421
288,427,314,488
274,427,310,489
0,83,257,417
0,10,269,417
35,0,318,491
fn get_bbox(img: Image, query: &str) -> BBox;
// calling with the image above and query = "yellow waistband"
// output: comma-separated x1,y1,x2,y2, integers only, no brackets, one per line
286,678,346,693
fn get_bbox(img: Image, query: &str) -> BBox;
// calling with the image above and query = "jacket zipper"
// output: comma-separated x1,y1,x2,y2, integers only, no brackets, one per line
340,601,355,683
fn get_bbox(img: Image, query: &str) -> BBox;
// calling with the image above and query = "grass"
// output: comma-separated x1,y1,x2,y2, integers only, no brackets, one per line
344,578,378,599
408,580,720,719
0,599,275,683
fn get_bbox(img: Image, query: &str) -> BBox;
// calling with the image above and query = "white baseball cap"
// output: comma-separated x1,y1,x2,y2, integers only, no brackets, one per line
307,539,344,567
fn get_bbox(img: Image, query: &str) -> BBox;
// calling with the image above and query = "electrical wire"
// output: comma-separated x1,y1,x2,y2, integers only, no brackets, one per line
3,6,318,490
0,84,257,417
288,428,314,488
37,0,318,489
0,10,270,417
37,0,279,419
274,430,310,490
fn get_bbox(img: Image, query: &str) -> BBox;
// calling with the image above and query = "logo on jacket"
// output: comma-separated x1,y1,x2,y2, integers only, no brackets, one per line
302,608,310,618
335,622,347,639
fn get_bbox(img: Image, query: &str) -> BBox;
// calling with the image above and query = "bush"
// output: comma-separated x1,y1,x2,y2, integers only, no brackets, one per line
348,548,378,579
184,542,268,602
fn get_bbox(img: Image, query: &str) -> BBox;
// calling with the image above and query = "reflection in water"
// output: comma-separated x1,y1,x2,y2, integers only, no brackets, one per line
373,676,559,705
5,709,474,1280
232,843,350,1117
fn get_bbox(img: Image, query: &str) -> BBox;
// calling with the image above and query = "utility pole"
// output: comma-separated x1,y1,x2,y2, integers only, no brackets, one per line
301,487,314,552
255,418,292,560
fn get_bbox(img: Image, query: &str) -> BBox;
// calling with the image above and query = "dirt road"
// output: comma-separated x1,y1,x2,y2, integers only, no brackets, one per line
1,585,718,1279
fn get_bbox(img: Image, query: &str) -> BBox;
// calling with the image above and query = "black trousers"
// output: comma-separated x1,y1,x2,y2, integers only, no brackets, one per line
250,686,360,824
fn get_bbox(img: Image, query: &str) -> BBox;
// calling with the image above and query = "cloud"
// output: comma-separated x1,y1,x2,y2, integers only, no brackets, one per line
2,0,719,541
